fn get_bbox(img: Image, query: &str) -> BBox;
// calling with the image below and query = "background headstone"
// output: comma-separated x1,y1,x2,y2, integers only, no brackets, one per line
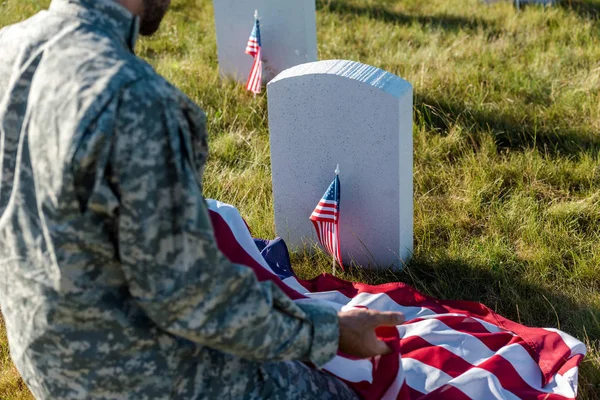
481,0,558,6
514,0,558,8
267,60,413,269
212,0,318,84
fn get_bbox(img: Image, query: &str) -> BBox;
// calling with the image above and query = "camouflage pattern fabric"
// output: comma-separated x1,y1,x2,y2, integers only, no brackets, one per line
0,0,358,398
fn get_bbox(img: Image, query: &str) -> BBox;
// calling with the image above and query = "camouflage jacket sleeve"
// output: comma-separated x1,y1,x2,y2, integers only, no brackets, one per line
111,80,339,367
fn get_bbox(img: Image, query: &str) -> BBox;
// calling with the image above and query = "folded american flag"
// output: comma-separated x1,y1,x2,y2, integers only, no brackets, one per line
207,199,586,400
245,11,262,94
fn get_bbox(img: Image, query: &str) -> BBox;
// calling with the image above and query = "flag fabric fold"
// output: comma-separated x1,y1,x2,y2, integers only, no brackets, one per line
310,174,343,268
245,14,262,94
206,199,586,400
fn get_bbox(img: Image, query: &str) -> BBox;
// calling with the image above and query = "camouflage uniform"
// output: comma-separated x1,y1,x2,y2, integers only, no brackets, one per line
0,0,359,398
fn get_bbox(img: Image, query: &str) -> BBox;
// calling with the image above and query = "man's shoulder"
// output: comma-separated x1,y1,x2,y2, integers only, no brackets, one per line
53,35,188,116
0,9,151,103
0,8,202,131
51,35,157,100
118,71,199,113
0,10,48,42
0,11,49,89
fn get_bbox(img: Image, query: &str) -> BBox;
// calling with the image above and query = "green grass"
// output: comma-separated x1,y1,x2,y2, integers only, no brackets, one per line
1,0,600,398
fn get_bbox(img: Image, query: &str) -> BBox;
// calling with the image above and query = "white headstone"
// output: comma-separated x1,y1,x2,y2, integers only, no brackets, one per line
212,0,318,84
267,60,413,269
514,0,558,8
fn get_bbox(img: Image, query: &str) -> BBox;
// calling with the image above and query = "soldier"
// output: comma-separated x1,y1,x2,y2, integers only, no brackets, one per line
0,0,405,398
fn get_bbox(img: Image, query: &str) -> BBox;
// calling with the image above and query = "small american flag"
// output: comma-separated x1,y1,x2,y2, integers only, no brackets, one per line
245,11,262,94
310,167,342,269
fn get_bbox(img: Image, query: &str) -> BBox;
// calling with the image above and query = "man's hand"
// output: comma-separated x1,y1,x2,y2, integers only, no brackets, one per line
338,309,405,358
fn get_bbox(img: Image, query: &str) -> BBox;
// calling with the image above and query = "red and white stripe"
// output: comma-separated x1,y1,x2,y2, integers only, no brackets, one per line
245,38,259,57
311,199,339,221
311,198,342,264
245,46,262,94
311,220,341,263
206,199,586,400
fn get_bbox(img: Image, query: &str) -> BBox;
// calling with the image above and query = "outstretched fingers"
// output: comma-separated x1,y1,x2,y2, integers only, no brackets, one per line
371,311,405,327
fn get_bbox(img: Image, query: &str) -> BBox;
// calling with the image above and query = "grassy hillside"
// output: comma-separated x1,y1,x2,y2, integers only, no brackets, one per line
1,0,599,398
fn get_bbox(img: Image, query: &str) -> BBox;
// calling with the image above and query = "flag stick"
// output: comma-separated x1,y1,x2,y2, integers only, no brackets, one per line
332,163,340,276
253,9,259,99
332,233,336,276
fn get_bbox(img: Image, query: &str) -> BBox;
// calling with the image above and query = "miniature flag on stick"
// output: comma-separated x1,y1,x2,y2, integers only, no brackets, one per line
310,164,342,275
245,10,262,94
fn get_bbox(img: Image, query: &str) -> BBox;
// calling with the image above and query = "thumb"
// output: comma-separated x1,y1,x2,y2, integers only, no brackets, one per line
372,312,405,327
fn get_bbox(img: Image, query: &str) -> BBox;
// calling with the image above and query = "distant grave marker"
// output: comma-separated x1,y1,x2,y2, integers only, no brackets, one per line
482,0,558,7
212,0,318,84
267,60,413,269
514,0,558,7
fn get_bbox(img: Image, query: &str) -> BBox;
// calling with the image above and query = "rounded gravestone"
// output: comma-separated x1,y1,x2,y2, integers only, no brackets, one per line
267,60,413,269
213,0,318,84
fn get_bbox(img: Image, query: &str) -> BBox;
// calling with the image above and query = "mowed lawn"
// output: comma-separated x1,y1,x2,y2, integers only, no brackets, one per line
1,0,600,398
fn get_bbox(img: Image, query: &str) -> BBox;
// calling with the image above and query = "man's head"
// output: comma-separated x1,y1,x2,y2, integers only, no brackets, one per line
118,0,171,36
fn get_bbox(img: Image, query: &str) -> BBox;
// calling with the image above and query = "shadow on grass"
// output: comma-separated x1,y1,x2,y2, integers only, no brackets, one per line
561,0,600,19
415,94,600,158
316,0,493,33
343,255,600,397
